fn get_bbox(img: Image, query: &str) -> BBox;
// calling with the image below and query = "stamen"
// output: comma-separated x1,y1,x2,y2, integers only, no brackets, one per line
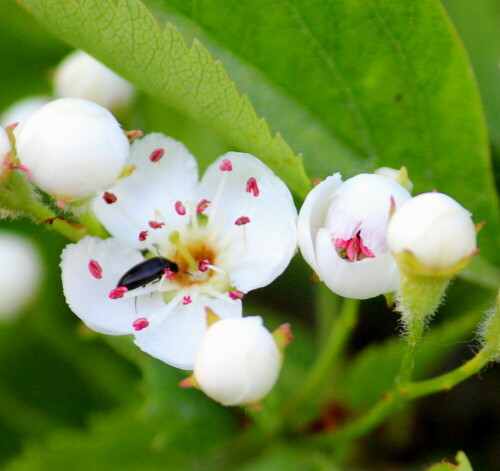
109,286,128,299
334,232,375,262
164,268,176,280
88,259,103,279
168,231,198,272
183,296,192,305
235,216,250,226
175,201,186,216
149,220,165,229
133,317,149,331
103,191,117,204
246,177,259,197
149,148,165,162
219,159,233,171
196,199,211,214
228,290,245,300
139,231,148,241
198,259,210,272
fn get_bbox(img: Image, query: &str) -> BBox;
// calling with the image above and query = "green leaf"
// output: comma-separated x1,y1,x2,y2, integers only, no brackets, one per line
17,0,500,270
142,0,500,266
15,0,310,198
425,451,474,471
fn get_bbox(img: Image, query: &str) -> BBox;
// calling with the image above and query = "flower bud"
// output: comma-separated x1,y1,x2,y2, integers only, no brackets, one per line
193,316,281,406
387,192,477,277
16,98,130,200
54,50,135,111
298,173,411,299
0,232,41,320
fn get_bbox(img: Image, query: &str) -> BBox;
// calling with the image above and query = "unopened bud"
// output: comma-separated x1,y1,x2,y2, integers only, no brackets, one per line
0,232,41,320
16,98,130,200
387,192,477,277
194,316,281,406
54,50,135,111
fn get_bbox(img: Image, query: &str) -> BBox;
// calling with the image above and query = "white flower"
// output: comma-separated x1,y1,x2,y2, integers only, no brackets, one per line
54,50,134,111
298,173,411,299
387,192,477,275
0,232,41,320
16,98,130,201
60,133,297,369
1,96,49,136
194,316,281,405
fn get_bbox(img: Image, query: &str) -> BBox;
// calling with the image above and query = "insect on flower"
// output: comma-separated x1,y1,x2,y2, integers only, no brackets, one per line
116,256,179,291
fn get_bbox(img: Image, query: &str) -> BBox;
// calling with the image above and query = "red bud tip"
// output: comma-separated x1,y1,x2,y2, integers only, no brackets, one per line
125,130,144,142
149,148,165,162
103,191,117,204
109,286,128,299
88,259,103,279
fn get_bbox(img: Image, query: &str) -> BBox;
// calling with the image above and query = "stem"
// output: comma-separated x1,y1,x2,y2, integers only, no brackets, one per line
315,349,490,449
283,297,359,417
77,206,110,239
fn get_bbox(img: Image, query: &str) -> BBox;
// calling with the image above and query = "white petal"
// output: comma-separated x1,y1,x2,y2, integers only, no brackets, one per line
297,174,342,270
133,295,242,370
315,228,399,299
93,134,199,248
199,152,298,292
60,236,165,334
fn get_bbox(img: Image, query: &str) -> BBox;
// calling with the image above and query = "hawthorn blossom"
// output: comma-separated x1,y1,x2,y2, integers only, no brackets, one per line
387,192,477,276
61,133,297,369
298,173,411,299
193,316,281,406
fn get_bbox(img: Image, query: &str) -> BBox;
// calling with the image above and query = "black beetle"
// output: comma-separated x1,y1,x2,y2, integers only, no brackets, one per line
116,257,179,291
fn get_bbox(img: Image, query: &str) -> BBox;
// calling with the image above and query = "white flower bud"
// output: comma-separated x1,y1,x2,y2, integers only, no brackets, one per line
54,50,135,111
298,173,411,299
194,316,281,406
0,232,41,320
1,96,49,136
387,192,477,275
16,98,130,200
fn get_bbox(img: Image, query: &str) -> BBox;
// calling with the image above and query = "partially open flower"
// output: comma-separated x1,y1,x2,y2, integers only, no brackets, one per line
387,192,477,277
16,98,130,201
61,133,297,369
0,232,41,320
54,50,135,111
298,173,411,299
193,316,281,406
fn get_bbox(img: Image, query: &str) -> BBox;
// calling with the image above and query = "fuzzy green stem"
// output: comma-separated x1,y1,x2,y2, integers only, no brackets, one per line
396,272,450,384
77,207,110,239
314,349,490,450
0,171,85,241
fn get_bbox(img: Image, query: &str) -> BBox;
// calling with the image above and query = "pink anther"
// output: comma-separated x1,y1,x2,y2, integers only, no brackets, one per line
88,259,103,279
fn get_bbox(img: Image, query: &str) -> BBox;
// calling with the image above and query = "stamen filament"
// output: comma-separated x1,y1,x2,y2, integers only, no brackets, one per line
168,230,198,272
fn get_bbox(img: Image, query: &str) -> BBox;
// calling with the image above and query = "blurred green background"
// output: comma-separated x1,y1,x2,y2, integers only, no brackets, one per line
0,1,498,470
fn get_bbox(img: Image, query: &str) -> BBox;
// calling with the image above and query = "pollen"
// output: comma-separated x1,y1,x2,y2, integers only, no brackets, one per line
88,259,103,279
